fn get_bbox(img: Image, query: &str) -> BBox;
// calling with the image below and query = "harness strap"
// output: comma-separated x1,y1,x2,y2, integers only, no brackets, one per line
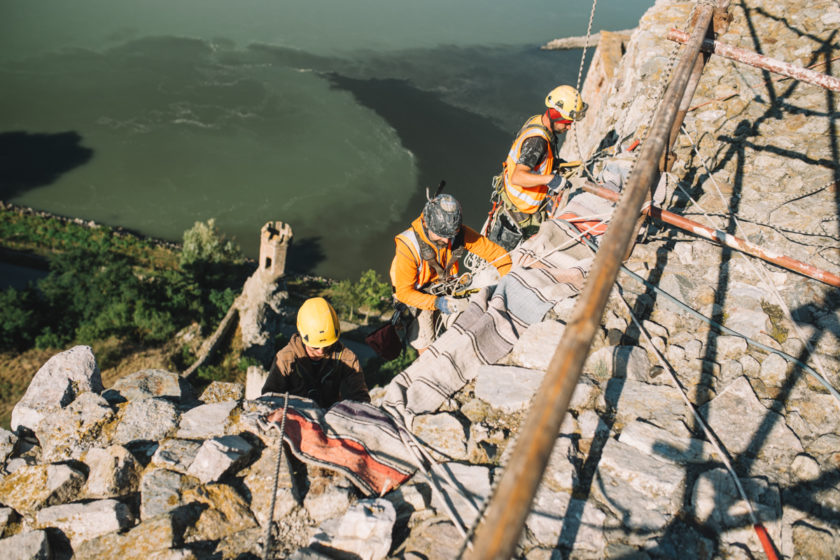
413,225,465,281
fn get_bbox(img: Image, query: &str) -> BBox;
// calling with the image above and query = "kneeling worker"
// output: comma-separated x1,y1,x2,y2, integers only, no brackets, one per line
390,192,512,353
262,297,370,408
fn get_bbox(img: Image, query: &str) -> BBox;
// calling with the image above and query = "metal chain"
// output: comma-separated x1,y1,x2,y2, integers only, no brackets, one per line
624,1,704,180
263,392,290,560
572,0,599,182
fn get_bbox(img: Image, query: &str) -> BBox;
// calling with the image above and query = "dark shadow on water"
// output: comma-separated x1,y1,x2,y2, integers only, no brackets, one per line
286,236,327,275
324,73,512,241
0,131,94,199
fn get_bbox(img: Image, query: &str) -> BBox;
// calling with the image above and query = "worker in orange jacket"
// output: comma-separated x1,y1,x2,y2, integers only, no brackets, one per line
390,193,511,352
499,85,588,235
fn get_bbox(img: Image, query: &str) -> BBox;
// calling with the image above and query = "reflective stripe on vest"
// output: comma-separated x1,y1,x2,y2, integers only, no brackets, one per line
390,228,424,288
502,115,555,214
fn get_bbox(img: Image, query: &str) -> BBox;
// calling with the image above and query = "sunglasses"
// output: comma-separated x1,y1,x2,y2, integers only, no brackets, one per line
547,103,588,123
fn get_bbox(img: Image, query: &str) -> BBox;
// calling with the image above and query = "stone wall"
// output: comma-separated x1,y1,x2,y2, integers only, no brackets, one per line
1,1,839,559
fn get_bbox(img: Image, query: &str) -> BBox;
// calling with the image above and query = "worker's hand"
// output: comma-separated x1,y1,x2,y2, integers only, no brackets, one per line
547,174,568,193
435,296,469,314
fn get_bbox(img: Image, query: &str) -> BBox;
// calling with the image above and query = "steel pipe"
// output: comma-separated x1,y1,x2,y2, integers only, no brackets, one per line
461,4,717,559
667,28,840,92
581,181,840,288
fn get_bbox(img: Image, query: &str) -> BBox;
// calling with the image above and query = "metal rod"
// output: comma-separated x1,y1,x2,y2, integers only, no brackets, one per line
667,28,840,92
461,5,716,559
581,181,840,288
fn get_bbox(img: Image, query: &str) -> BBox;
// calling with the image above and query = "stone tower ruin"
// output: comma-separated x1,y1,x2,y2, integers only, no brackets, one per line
258,221,293,280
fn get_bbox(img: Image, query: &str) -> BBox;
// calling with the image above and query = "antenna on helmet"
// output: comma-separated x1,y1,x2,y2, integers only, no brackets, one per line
426,180,446,202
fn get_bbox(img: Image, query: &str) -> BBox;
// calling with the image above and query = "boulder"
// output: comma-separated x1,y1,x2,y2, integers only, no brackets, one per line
700,377,803,483
0,463,86,515
241,446,299,527
35,392,114,462
0,507,15,536
181,483,258,543
593,438,685,531
525,485,606,555
186,435,254,484
429,463,490,529
0,429,17,465
618,419,714,464
585,345,651,382
310,498,396,560
474,365,544,414
34,498,134,547
399,520,462,560
73,514,179,560
81,445,141,499
113,398,179,445
139,468,197,520
412,413,468,460
0,529,51,560
691,468,781,554
109,369,191,402
199,381,244,403
304,476,355,524
150,438,202,474
11,345,102,434
508,321,566,370
176,401,238,439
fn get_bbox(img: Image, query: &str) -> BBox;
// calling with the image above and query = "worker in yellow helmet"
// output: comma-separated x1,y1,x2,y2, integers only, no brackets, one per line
261,297,370,408
497,85,588,236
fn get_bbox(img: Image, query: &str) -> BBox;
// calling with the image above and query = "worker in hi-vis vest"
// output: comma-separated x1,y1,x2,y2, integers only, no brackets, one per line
390,193,511,353
501,85,588,234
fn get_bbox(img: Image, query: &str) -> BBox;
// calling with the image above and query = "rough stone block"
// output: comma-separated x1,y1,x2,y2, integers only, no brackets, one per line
199,381,244,404
310,498,396,560
35,392,115,462
241,446,298,527
0,529,51,560
177,401,238,439
150,438,201,474
11,345,102,434
412,413,468,460
73,514,177,560
114,398,179,445
35,499,134,546
0,429,17,465
509,321,566,371
593,438,685,531
585,345,651,382
618,419,714,464
110,369,190,402
474,365,544,414
181,483,258,543
186,435,254,484
701,377,803,483
0,463,86,515
429,463,490,529
82,445,141,499
140,468,195,520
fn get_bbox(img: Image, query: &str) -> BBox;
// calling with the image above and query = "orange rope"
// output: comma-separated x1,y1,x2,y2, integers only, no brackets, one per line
754,523,780,560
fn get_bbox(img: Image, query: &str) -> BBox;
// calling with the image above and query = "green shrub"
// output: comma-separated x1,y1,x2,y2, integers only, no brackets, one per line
180,219,243,269
330,269,392,323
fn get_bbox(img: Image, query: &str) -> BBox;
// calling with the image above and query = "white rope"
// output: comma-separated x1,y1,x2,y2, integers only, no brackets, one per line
677,124,834,389
615,287,761,526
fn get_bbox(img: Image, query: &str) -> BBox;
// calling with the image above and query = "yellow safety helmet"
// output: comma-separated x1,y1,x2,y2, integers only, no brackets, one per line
544,85,588,122
297,297,340,348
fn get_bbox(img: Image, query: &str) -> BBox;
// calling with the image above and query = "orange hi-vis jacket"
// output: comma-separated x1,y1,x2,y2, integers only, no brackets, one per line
502,114,555,214
390,216,512,311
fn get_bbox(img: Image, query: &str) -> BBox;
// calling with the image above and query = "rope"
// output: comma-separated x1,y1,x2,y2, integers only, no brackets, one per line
263,391,290,560
615,286,781,560
677,124,836,395
558,217,840,405
572,0,599,182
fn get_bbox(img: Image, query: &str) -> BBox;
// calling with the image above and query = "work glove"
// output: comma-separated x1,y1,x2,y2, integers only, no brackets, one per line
435,296,469,315
547,174,568,193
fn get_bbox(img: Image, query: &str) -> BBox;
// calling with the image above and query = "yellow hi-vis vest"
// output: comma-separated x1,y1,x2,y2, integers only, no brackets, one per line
502,115,555,214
